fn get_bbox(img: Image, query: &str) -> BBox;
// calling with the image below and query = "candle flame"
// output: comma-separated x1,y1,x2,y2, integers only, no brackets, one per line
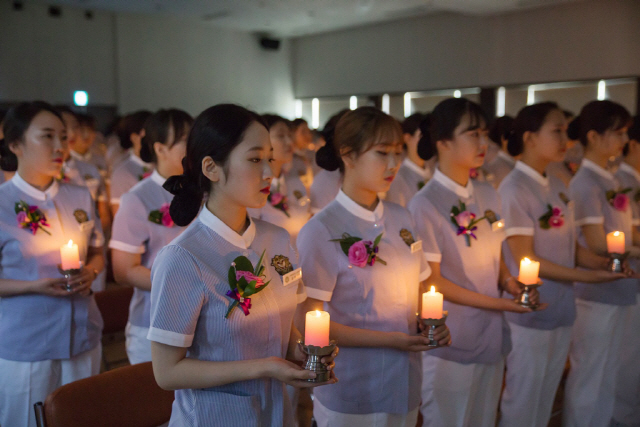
315,310,321,317
67,240,74,247
522,257,531,264
430,285,436,294
614,231,620,236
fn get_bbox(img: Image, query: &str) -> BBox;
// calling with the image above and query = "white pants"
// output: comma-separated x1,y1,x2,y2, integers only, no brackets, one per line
421,354,504,427
125,323,152,365
313,398,419,427
563,299,629,427
613,294,640,426
0,344,101,427
498,323,572,427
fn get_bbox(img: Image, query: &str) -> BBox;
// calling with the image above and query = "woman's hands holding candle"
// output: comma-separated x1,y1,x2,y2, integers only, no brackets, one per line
271,353,339,388
30,277,75,296
64,266,97,296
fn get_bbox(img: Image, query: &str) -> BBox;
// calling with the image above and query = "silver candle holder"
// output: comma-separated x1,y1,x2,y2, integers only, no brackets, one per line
419,311,448,347
297,339,337,383
607,252,628,273
58,262,83,292
515,279,542,309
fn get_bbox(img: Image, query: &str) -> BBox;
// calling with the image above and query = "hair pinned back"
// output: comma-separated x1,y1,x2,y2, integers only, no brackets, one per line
116,110,152,150
488,116,514,145
507,102,559,157
316,109,349,171
140,109,193,164
573,100,631,147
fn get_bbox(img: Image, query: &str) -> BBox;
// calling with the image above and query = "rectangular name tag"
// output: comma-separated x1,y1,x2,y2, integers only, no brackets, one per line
492,219,505,232
283,268,302,286
411,240,423,253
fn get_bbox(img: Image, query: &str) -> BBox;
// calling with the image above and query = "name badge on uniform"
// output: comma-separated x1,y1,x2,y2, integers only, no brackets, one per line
411,240,423,253
79,220,95,232
283,268,302,287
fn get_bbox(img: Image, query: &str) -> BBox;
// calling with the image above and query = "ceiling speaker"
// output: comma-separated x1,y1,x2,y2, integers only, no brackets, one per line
260,37,280,51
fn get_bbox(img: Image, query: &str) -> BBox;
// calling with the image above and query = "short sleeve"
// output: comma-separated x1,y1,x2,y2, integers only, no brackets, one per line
147,245,205,347
109,168,134,205
109,192,149,254
408,198,443,264
296,220,338,302
500,185,535,237
569,179,604,226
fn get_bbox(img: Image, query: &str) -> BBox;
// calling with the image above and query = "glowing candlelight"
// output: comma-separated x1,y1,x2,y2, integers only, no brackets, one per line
305,310,330,347
606,231,625,254
422,286,444,319
60,240,80,270
519,257,540,285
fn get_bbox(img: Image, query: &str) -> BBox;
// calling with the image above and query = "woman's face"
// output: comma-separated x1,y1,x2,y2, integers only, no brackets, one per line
439,113,489,170
270,121,294,164
294,122,313,151
157,123,189,177
213,121,273,209
343,134,403,194
61,111,82,154
11,111,67,178
526,109,568,163
600,126,629,159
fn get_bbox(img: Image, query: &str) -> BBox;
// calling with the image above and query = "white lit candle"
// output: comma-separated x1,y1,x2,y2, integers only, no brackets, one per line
421,286,444,319
305,310,330,347
518,257,540,285
60,240,80,270
606,231,625,254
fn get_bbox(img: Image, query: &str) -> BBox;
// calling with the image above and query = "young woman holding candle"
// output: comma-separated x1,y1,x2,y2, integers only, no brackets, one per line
563,100,640,427
247,114,311,247
406,98,538,427
496,102,626,427
109,109,193,365
297,106,450,427
0,102,105,427
147,104,336,426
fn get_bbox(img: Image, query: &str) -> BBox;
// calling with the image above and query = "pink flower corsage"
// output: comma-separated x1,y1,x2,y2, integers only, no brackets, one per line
225,250,271,318
606,188,631,212
539,204,564,229
138,167,152,181
450,200,487,247
57,169,70,183
148,203,174,227
15,200,51,235
268,192,290,217
469,168,479,179
330,233,387,267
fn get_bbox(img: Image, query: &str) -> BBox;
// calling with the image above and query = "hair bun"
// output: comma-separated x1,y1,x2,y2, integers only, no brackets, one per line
506,130,522,157
164,174,202,227
315,143,342,171
567,116,581,141
417,115,436,160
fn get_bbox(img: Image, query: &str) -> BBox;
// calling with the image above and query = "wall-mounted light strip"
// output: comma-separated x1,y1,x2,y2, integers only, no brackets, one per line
527,86,535,106
404,93,412,118
312,98,320,129
381,94,390,114
453,90,461,98
496,87,506,117
350,96,358,110
597,80,607,101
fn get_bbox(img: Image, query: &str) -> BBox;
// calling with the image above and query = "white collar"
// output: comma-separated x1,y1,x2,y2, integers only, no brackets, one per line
619,162,640,183
69,150,91,162
130,152,151,168
515,161,549,187
198,205,256,249
12,172,59,201
271,175,287,194
150,170,166,187
402,158,430,179
432,168,474,199
581,158,614,181
497,150,516,165
335,189,384,222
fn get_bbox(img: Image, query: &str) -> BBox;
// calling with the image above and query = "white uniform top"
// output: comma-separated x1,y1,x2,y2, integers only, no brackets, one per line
109,170,186,328
0,173,104,361
569,159,638,305
499,161,577,329
64,157,107,202
310,169,341,214
248,171,311,247
484,150,516,189
615,162,640,292
297,190,429,415
109,152,153,205
408,169,509,364
386,158,431,208
69,149,109,181
148,207,305,427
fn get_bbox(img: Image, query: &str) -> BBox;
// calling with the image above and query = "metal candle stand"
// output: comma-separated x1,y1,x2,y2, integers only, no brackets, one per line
419,311,448,347
515,279,542,309
58,262,83,292
607,252,628,273
297,339,337,383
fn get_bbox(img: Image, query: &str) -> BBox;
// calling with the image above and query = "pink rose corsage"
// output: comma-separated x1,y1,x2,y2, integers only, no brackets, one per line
268,192,290,217
138,167,152,181
148,203,174,227
225,250,271,318
450,200,487,247
330,232,386,267
606,188,631,212
539,204,564,229
15,200,51,235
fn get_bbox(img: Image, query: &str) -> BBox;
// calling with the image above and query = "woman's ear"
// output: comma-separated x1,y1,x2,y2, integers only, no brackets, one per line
586,129,601,148
8,141,22,157
340,147,356,169
202,156,221,183
153,141,165,159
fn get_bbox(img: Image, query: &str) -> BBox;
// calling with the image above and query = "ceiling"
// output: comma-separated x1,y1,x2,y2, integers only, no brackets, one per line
30,0,585,37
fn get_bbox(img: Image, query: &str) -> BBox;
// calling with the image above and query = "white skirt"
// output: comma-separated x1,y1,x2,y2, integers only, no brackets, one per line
313,397,419,427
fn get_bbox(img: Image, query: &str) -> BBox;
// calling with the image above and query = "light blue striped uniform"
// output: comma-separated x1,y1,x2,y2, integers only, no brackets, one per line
109,152,152,205
148,206,306,427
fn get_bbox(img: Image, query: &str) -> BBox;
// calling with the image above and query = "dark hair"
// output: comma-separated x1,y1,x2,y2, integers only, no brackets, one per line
291,118,308,130
506,102,559,157
317,107,401,173
623,115,640,156
1,101,64,172
568,100,631,147
116,110,151,150
315,109,349,171
402,113,425,135
55,105,76,118
163,104,266,226
563,110,574,120
77,113,97,130
261,114,289,130
488,115,515,145
418,98,487,161
140,109,193,164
